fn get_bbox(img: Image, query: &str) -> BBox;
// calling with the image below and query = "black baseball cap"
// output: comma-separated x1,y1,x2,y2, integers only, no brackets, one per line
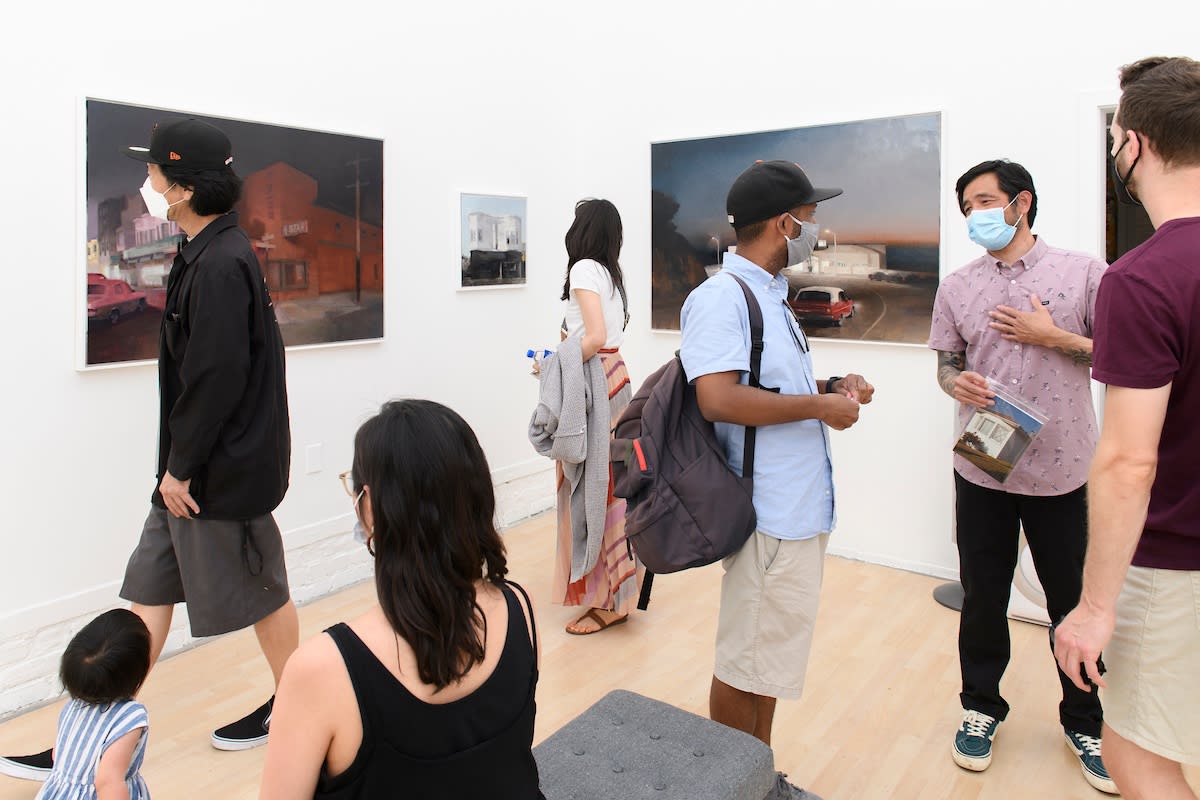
122,118,234,170
726,160,842,228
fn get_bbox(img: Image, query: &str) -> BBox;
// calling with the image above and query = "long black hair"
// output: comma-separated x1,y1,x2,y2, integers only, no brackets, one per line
351,400,508,690
562,198,628,327
60,609,151,705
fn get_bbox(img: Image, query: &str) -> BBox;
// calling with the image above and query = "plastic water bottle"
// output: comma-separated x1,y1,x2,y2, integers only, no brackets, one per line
527,348,553,376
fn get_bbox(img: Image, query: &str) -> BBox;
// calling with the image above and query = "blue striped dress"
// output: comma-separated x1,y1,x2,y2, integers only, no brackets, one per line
35,698,150,800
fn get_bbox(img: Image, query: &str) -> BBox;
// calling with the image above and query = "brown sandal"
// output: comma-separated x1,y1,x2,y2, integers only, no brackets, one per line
565,609,629,636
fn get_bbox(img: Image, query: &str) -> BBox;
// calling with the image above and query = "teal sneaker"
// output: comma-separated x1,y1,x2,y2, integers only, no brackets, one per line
952,710,1000,771
1064,730,1119,794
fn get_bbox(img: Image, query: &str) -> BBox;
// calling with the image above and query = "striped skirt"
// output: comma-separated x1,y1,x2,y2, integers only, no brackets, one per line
552,348,644,614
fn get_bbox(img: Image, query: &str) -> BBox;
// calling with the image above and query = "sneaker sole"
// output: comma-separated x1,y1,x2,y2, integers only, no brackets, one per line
0,760,51,782
1062,734,1119,795
951,744,992,772
210,732,269,752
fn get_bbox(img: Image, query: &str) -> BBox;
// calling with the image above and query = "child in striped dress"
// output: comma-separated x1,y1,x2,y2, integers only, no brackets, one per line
36,609,152,800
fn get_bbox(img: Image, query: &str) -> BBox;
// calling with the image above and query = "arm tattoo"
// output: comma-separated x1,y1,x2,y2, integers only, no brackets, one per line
1056,345,1093,366
937,351,965,397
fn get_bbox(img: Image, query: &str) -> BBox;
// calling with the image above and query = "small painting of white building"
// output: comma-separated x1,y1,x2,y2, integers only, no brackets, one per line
461,193,527,288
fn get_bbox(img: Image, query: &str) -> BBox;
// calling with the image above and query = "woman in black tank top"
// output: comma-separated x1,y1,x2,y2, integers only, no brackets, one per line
260,400,543,799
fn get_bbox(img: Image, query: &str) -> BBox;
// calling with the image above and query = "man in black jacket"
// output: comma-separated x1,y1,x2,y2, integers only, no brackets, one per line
0,119,296,779
126,118,296,750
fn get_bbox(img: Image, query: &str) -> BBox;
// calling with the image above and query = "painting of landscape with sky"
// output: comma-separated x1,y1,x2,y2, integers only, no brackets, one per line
651,113,940,344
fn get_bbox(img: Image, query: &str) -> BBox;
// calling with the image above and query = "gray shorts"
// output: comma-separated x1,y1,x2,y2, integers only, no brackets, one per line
119,506,290,637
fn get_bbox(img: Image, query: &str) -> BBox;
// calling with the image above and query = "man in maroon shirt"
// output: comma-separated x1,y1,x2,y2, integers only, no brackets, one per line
1054,56,1200,800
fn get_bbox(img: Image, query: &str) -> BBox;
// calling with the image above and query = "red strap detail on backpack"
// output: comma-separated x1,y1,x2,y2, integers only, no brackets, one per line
632,439,648,472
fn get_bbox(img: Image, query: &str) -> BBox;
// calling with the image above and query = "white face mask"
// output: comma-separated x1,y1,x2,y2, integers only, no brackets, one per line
139,177,185,222
785,215,820,267
350,488,373,552
352,518,369,545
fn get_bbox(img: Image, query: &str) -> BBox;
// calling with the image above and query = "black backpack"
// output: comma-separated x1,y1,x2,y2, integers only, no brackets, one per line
610,274,765,608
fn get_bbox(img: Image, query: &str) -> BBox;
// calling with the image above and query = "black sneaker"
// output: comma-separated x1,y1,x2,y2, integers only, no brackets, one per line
211,697,273,751
0,749,53,781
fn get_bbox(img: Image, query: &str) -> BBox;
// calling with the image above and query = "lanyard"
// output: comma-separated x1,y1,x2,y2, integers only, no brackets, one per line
782,299,809,354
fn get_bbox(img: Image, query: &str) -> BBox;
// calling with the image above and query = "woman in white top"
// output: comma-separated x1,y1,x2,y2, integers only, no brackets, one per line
554,198,644,635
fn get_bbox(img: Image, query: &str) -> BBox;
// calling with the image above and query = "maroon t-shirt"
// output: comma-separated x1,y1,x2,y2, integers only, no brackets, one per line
1092,216,1200,569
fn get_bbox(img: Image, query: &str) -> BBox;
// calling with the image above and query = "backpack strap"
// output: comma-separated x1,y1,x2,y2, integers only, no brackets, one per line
637,570,654,611
726,274,765,480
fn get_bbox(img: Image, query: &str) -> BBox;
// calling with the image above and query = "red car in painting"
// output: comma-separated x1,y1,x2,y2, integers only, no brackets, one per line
88,277,147,326
788,285,855,326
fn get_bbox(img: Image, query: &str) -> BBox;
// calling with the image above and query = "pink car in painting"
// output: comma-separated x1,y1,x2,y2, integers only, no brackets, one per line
87,276,147,326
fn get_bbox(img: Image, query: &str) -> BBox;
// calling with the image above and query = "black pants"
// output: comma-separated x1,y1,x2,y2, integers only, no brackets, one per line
955,472,1102,736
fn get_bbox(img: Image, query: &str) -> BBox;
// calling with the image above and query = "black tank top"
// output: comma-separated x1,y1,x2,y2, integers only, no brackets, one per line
314,581,544,799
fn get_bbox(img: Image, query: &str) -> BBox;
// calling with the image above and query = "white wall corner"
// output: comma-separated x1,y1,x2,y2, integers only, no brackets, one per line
494,458,555,528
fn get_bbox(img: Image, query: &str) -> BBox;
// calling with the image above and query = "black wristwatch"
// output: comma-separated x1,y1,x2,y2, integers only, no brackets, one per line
825,376,843,394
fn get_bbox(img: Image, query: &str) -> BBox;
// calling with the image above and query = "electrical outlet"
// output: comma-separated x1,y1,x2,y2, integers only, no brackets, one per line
305,443,322,474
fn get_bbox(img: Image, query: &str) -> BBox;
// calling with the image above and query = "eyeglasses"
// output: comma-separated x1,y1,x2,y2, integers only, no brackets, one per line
340,470,366,514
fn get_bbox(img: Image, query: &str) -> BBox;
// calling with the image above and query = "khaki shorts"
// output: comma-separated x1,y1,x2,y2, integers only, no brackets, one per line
119,506,291,637
714,531,828,700
1102,565,1200,764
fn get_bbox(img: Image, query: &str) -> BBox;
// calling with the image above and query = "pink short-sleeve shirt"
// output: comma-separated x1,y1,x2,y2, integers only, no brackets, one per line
928,237,1107,495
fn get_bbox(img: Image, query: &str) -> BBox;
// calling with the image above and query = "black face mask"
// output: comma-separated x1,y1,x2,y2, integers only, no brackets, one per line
1111,134,1143,207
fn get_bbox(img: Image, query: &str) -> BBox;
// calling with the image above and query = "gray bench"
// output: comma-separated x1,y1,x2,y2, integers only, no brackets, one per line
535,689,775,799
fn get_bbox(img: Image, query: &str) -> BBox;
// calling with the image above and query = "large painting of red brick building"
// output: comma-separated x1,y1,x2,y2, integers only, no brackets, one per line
83,99,384,367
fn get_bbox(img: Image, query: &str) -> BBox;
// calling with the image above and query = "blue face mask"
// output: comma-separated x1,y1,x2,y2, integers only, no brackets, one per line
966,196,1022,251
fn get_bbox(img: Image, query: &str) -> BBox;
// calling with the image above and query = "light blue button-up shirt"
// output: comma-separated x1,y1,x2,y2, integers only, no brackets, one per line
680,253,835,541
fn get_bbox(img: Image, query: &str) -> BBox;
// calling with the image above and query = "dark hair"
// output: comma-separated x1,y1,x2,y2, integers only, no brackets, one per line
1118,56,1200,167
562,198,628,327
159,164,243,216
955,159,1038,227
351,399,509,690
733,219,770,245
60,609,151,705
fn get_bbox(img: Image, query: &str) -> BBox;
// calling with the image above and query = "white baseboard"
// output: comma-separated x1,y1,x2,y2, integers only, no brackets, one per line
826,545,959,582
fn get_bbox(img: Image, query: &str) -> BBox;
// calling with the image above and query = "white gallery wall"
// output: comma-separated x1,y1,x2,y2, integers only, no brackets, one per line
0,0,1193,717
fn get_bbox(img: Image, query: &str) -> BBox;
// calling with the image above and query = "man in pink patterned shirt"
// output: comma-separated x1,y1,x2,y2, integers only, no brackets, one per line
928,159,1115,793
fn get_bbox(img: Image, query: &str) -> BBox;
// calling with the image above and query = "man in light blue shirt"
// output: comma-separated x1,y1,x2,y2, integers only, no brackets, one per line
680,160,874,800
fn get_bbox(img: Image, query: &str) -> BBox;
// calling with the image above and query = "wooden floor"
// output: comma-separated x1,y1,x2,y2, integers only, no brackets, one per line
2,512,1195,798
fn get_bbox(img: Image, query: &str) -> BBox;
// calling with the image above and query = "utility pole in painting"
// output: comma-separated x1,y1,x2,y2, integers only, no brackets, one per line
259,233,276,289
346,155,370,304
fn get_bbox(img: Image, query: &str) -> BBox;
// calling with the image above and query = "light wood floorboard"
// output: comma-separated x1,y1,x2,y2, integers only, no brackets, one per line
2,511,1196,798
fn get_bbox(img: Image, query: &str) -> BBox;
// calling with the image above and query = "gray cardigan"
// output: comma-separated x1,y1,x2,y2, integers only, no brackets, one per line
528,334,611,581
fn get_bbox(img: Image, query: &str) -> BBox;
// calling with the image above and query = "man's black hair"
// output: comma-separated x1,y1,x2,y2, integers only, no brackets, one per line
955,159,1038,227
160,164,242,216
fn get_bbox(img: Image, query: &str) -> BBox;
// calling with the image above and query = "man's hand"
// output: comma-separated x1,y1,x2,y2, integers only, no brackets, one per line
820,393,861,430
159,470,200,519
953,371,994,408
838,374,874,404
989,293,1057,346
1053,601,1115,693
